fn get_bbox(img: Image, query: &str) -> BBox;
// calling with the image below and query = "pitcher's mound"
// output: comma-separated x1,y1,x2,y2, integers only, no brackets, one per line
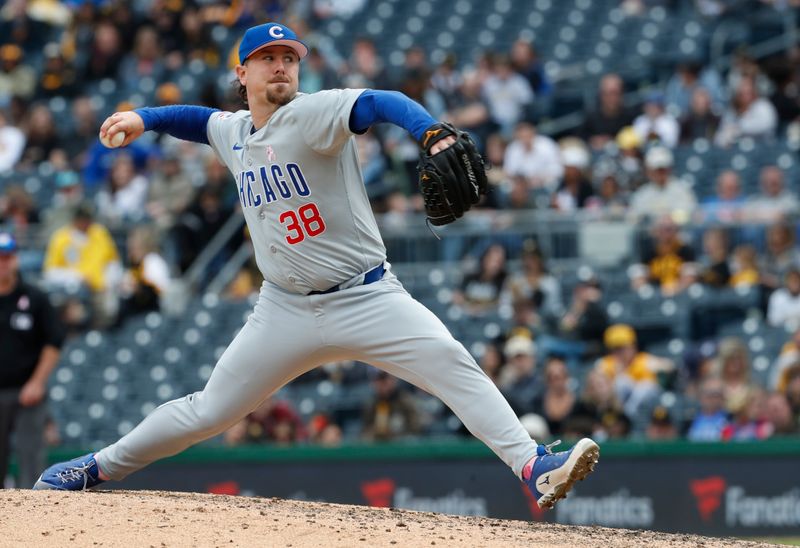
1,490,777,547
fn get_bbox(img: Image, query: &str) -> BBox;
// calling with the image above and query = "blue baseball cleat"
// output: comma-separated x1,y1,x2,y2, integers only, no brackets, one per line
525,438,600,509
32,453,105,491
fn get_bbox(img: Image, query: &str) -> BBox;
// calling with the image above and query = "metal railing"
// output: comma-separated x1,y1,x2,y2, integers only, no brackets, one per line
206,241,254,294
180,210,245,290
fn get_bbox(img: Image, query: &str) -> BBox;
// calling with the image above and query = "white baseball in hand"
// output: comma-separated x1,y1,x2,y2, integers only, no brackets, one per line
100,131,126,148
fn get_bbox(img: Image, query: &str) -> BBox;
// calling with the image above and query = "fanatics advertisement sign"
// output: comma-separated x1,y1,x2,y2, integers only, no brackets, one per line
106,447,800,536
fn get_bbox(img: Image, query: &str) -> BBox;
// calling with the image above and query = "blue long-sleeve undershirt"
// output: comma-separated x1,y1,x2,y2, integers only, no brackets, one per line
135,105,218,144
135,90,436,145
349,90,436,142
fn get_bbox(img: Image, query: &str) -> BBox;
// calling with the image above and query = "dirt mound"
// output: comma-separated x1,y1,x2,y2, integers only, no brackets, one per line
0,490,778,547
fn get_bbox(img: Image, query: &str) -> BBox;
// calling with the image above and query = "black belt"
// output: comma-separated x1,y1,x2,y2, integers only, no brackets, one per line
308,263,385,295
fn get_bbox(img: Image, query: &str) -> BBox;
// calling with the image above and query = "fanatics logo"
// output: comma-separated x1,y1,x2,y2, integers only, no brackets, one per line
690,476,727,522
362,477,488,515
266,145,277,163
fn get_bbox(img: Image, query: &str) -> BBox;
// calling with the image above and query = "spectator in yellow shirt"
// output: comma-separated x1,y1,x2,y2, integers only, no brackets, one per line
43,203,122,327
595,324,674,416
43,203,121,293
630,216,696,296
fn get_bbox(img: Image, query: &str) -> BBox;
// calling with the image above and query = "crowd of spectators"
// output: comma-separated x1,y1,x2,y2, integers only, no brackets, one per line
0,1,799,448
439,226,800,443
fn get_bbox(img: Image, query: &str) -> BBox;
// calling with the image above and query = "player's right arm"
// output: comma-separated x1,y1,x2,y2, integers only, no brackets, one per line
99,105,221,147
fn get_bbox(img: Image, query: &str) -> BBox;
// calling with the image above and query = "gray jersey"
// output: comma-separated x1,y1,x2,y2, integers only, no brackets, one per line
206,88,386,294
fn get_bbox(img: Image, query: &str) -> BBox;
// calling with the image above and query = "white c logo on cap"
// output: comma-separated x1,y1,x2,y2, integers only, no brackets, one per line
269,26,285,38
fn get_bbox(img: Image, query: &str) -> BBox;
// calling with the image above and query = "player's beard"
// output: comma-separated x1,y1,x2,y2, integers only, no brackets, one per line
266,83,295,106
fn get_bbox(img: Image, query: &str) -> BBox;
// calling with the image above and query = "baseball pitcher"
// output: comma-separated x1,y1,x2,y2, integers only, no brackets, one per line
34,22,598,510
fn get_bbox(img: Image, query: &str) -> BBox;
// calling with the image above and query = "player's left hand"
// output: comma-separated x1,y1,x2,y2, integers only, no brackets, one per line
417,122,488,226
429,135,456,155
19,379,46,407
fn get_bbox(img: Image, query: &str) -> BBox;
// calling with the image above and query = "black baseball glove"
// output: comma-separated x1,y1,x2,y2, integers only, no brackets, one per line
417,122,488,226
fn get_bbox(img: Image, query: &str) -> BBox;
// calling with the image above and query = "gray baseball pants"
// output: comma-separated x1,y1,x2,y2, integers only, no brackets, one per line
96,272,538,479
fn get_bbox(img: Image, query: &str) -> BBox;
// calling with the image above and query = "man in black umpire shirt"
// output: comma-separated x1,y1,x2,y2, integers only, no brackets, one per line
0,233,64,487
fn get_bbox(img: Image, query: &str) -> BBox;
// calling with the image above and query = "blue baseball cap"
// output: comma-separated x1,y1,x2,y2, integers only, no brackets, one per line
238,22,308,64
0,233,17,254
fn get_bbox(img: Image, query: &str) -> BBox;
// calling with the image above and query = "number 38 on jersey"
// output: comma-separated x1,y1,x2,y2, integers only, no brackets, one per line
279,203,326,245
